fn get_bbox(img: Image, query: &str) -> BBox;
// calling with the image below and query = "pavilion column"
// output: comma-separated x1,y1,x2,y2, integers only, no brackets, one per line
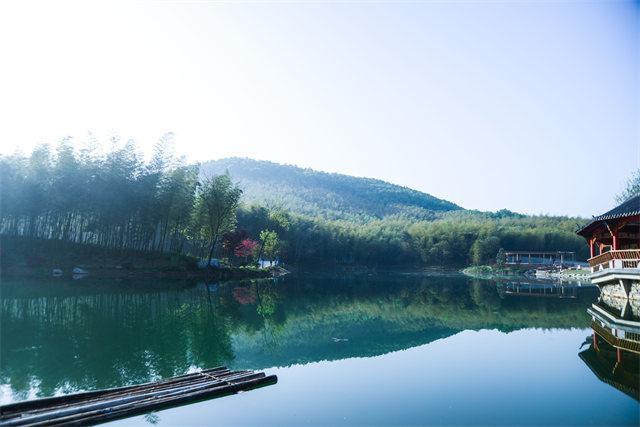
612,228,619,251
589,239,595,258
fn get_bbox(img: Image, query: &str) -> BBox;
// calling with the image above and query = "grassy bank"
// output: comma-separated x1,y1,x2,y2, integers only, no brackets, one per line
0,236,273,280
461,265,528,280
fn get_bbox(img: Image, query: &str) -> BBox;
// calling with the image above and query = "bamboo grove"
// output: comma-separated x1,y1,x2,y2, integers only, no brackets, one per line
0,137,225,258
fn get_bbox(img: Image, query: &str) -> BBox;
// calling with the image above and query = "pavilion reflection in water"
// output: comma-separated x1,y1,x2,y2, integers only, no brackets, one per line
579,298,640,401
503,282,587,299
575,196,640,401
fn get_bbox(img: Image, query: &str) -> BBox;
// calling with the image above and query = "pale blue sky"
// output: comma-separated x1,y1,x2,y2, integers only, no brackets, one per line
0,1,637,217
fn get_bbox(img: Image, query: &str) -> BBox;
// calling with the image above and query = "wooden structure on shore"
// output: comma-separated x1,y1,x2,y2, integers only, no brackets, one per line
577,195,640,273
571,197,640,402
576,195,640,295
575,196,640,390
504,251,576,267
0,367,277,426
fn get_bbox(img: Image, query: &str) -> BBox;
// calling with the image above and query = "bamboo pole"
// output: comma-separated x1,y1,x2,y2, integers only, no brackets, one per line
0,369,276,427
0,367,229,417
3,372,275,427
33,374,277,426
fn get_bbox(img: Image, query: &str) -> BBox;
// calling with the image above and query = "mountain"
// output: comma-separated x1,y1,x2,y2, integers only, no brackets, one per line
200,158,461,221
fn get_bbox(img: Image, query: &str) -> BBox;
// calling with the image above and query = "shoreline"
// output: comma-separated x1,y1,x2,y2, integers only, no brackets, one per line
1,236,289,282
461,264,592,283
0,266,285,281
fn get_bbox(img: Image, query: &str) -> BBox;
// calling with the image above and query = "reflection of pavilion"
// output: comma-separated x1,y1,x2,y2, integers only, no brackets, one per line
503,282,583,299
579,300,639,401
577,197,640,400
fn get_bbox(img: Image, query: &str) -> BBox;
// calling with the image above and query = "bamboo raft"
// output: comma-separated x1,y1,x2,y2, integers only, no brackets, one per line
0,367,277,426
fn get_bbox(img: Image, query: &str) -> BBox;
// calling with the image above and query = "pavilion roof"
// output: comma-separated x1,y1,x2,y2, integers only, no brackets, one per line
577,195,640,236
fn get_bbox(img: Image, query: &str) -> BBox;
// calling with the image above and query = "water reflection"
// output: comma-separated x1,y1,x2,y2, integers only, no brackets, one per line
1,273,599,403
580,295,640,401
502,281,584,298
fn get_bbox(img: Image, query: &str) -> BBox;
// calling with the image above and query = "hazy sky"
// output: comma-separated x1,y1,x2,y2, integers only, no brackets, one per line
0,1,637,217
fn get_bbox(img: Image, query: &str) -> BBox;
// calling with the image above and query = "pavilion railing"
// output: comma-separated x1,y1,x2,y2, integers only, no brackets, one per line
588,249,640,273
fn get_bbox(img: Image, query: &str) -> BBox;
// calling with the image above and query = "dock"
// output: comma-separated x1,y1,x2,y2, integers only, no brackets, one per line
0,367,277,426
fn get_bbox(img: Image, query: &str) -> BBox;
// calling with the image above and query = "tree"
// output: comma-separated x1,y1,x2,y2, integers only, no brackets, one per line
470,236,501,265
268,209,291,232
495,248,506,266
258,230,280,263
192,174,243,264
0,141,591,267
616,170,640,203
162,164,199,253
221,229,249,259
234,238,258,263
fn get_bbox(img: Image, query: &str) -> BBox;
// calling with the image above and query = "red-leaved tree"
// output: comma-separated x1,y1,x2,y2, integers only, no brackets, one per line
234,238,258,263
221,229,249,258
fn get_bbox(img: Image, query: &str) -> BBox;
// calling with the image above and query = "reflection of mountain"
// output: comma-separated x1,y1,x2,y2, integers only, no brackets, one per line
231,315,457,369
1,273,597,401
231,276,598,368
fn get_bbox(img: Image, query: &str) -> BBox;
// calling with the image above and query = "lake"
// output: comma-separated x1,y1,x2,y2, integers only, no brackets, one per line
1,272,638,426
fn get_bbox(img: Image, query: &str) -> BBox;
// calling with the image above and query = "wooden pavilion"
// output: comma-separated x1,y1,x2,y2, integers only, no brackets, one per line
577,195,640,273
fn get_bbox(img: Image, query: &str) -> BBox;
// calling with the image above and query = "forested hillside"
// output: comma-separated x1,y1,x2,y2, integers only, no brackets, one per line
201,158,460,221
0,141,590,268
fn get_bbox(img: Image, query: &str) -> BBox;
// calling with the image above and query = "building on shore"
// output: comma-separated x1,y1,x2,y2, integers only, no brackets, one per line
576,195,640,298
503,251,579,267
577,196,639,398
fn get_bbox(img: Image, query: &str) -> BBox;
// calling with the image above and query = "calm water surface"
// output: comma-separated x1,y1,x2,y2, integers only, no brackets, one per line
1,272,638,426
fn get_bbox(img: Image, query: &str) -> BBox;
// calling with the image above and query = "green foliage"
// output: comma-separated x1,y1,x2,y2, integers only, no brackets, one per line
462,265,527,279
496,248,507,266
407,213,589,265
616,169,640,203
0,138,201,255
191,173,242,262
0,273,596,396
201,158,461,221
470,236,501,265
259,230,280,261
0,143,589,267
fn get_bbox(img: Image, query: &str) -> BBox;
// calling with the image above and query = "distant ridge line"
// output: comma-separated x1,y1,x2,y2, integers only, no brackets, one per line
200,157,461,221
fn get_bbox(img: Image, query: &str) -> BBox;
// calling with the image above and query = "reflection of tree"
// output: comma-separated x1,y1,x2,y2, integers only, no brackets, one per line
232,286,256,305
1,282,234,399
226,274,597,368
186,299,234,370
253,280,287,353
470,280,502,311
1,274,596,399
255,281,280,320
